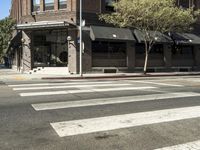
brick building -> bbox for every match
[8,0,200,74]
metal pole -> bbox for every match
[79,0,83,76]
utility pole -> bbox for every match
[79,0,83,76]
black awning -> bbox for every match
[90,26,136,41]
[133,30,173,44]
[16,21,72,30]
[171,33,200,45]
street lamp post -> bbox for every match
[79,0,83,76]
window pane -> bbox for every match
[179,0,190,8]
[32,0,40,12]
[105,0,116,11]
[45,0,54,10]
[59,0,67,9]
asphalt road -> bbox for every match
[1,75,200,150]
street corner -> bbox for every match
[12,76,27,81]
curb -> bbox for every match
[42,73,200,80]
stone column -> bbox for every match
[27,0,32,15]
[164,44,172,70]
[21,31,32,72]
[67,0,72,11]
[127,42,135,71]
[54,0,59,11]
[68,29,78,74]
[82,30,92,72]
[40,0,44,11]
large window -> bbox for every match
[45,0,54,10]
[135,44,163,54]
[92,41,126,55]
[32,0,40,12]
[59,0,67,9]
[105,0,116,11]
[33,30,68,67]
[172,45,194,55]
[176,0,196,8]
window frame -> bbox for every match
[58,0,67,10]
[44,0,55,11]
[32,0,40,12]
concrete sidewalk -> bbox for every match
[1,68,200,81]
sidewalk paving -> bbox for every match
[0,68,200,81]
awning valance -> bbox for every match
[171,33,200,45]
[133,30,173,44]
[90,26,136,41]
[16,21,71,30]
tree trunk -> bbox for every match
[143,50,149,74]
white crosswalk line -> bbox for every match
[32,92,200,111]
[13,83,131,91]
[20,86,157,97]
[154,140,200,150]
[51,106,200,137]
[127,80,183,87]
[8,81,114,87]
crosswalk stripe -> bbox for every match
[51,106,200,137]
[127,80,183,87]
[8,81,114,87]
[154,140,200,150]
[20,86,156,97]
[13,83,131,91]
[32,92,200,111]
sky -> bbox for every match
[0,0,12,20]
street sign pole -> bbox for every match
[79,0,83,76]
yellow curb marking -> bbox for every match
[13,76,26,80]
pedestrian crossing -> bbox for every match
[32,92,200,111]
[50,106,200,137]
[7,79,200,149]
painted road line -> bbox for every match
[13,83,131,91]
[32,92,200,111]
[154,140,200,150]
[128,81,184,87]
[8,81,114,87]
[51,106,200,137]
[20,86,156,97]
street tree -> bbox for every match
[100,0,199,74]
[0,17,15,61]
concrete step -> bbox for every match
[29,67,69,75]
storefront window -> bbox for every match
[45,0,54,10]
[92,41,126,67]
[33,30,68,67]
[105,0,116,11]
[92,41,126,55]
[172,45,194,55]
[177,0,190,8]
[59,0,67,9]
[32,0,40,12]
[135,44,163,54]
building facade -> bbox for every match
[9,0,200,74]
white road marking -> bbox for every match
[20,86,156,97]
[128,81,183,87]
[154,140,200,150]
[51,106,200,137]
[13,83,131,91]
[8,81,114,87]
[32,92,200,111]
